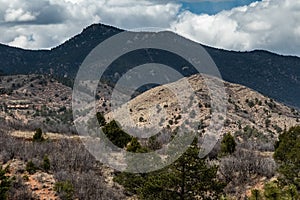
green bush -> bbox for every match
[33,128,44,142]
[115,139,226,200]
[274,126,300,190]
[102,120,132,148]
[96,112,106,126]
[0,165,11,200]
[246,99,255,108]
[26,161,37,174]
[127,138,148,153]
[221,133,236,155]
[265,119,271,128]
[42,155,50,171]
[252,181,299,199]
[54,181,74,200]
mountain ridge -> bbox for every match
[0,23,300,108]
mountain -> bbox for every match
[107,73,299,138]
[0,73,299,199]
[0,23,299,108]
[106,73,299,198]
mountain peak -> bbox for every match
[0,24,300,108]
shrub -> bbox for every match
[115,139,226,199]
[33,128,44,142]
[221,133,236,155]
[139,117,145,122]
[54,181,74,200]
[274,126,300,190]
[26,161,37,174]
[265,119,271,128]
[189,110,196,118]
[96,112,106,126]
[127,138,148,153]
[102,120,132,148]
[0,165,11,199]
[42,155,50,171]
[246,99,255,108]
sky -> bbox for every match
[0,0,299,56]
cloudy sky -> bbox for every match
[0,0,299,56]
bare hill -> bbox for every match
[108,73,299,138]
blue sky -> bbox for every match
[181,0,262,15]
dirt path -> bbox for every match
[10,130,86,141]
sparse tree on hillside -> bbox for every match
[102,120,132,148]
[33,128,44,142]
[127,137,147,153]
[274,126,300,190]
[26,161,37,175]
[54,181,74,200]
[96,112,106,127]
[115,139,226,200]
[42,155,50,172]
[0,165,11,200]
[220,133,236,155]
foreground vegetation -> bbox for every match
[248,126,300,199]
[0,110,300,199]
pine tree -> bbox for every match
[127,138,147,153]
[274,126,300,190]
[33,128,44,142]
[263,181,281,200]
[220,133,236,155]
[0,165,11,199]
[42,155,51,172]
[96,112,106,127]
[115,139,226,200]
[102,120,132,148]
[26,161,37,174]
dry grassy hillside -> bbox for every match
[107,74,299,138]
[106,73,300,198]
[0,73,299,199]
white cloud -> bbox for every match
[4,8,37,22]
[8,35,32,47]
[171,0,300,55]
[0,0,299,56]
[0,0,180,49]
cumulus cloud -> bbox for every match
[0,0,299,56]
[171,0,300,55]
[0,0,180,49]
[4,8,37,22]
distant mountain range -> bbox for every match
[0,23,299,108]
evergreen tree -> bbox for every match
[255,181,300,200]
[0,165,11,200]
[127,137,147,153]
[42,155,51,172]
[220,133,236,155]
[274,126,300,190]
[26,161,37,174]
[115,139,226,200]
[96,112,106,127]
[33,128,44,142]
[54,181,74,200]
[102,120,132,148]
[263,181,282,200]
[253,126,300,200]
